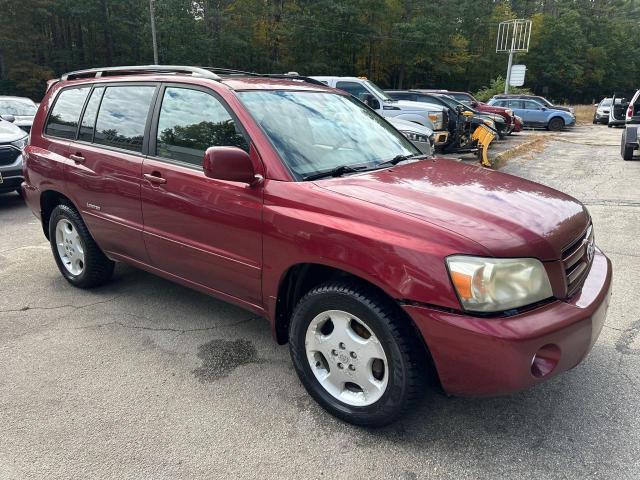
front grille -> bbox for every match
[0,146,20,166]
[562,225,594,296]
[19,125,31,134]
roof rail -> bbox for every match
[60,65,221,81]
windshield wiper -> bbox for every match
[376,153,427,168]
[302,164,365,181]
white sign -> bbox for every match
[509,65,526,86]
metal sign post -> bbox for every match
[496,19,532,94]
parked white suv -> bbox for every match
[311,76,449,146]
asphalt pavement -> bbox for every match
[0,124,638,479]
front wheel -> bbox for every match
[548,117,565,131]
[49,204,114,288]
[289,281,427,427]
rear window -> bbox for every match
[94,86,155,152]
[45,87,90,139]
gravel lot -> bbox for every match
[1,124,638,479]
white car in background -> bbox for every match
[311,76,449,147]
[0,96,38,134]
[387,117,434,155]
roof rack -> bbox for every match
[60,65,221,81]
[204,68,327,87]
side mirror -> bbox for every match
[541,107,547,111]
[202,146,259,185]
[362,93,380,110]
[1,114,15,123]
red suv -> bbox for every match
[23,66,612,426]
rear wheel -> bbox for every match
[622,143,634,161]
[49,204,114,288]
[289,281,427,427]
[547,117,565,131]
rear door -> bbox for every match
[64,83,157,262]
[140,84,263,306]
[628,90,640,124]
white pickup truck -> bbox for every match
[311,76,449,147]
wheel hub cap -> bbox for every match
[55,219,85,276]
[305,310,388,406]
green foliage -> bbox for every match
[0,0,639,102]
[474,76,532,102]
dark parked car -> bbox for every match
[0,118,28,196]
[424,90,521,133]
[23,65,612,427]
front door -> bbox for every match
[141,85,263,306]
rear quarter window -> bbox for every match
[45,87,90,139]
[94,86,156,152]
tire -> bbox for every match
[547,117,565,131]
[48,204,114,288]
[289,280,427,427]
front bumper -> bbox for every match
[0,163,24,193]
[403,249,612,396]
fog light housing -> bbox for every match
[531,344,561,378]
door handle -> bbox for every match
[69,153,85,163]
[143,172,167,184]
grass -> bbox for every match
[568,104,596,124]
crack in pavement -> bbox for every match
[0,296,125,314]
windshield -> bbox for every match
[238,90,418,180]
[0,98,37,116]
[601,98,612,106]
[364,81,394,102]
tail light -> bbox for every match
[627,105,633,118]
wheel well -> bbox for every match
[274,263,442,390]
[40,190,74,239]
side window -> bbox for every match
[335,81,370,101]
[78,87,104,142]
[509,100,525,109]
[45,87,90,139]
[94,86,155,152]
[155,87,248,166]
[524,100,542,110]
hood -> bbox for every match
[393,100,446,113]
[387,117,433,136]
[0,119,27,143]
[317,159,589,261]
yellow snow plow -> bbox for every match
[472,124,496,167]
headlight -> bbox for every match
[446,256,553,313]
[505,109,513,116]
[483,120,495,128]
[401,131,428,143]
[427,112,443,130]
[11,136,28,151]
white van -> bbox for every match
[311,76,449,146]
